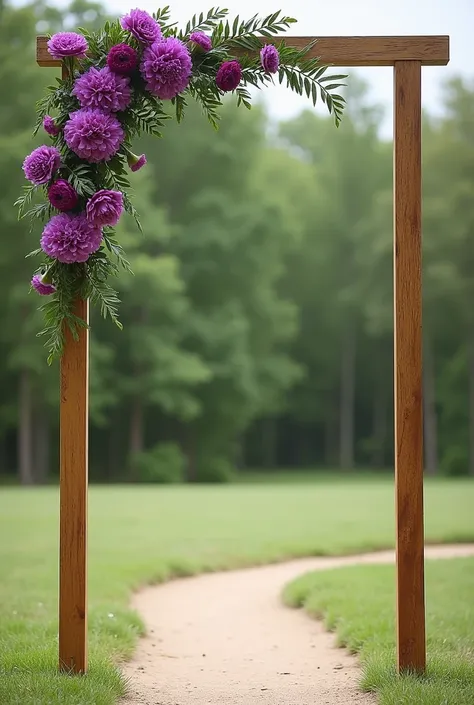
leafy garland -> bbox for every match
[17,7,346,362]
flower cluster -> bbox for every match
[18,8,345,361]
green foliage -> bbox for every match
[131,442,185,483]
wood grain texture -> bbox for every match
[59,297,89,674]
[393,60,426,674]
[36,34,449,68]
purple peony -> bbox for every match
[126,151,147,172]
[47,32,88,60]
[64,108,124,163]
[73,66,131,113]
[107,43,139,75]
[189,31,212,52]
[31,273,56,296]
[48,179,79,212]
[22,145,60,185]
[41,213,102,263]
[260,44,279,73]
[43,115,60,137]
[216,60,242,92]
[86,190,123,226]
[121,9,162,44]
[141,37,192,99]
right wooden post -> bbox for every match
[393,59,426,674]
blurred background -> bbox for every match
[1,0,473,485]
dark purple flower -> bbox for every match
[121,9,162,44]
[31,273,56,296]
[73,67,131,113]
[22,145,60,185]
[43,115,60,137]
[48,180,79,212]
[141,37,192,99]
[47,32,88,60]
[64,108,124,163]
[127,151,147,172]
[86,190,123,226]
[107,43,139,75]
[41,213,102,263]
[216,60,242,92]
[260,44,279,74]
[189,32,212,52]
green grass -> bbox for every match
[0,476,473,704]
[284,557,474,704]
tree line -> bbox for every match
[1,0,474,483]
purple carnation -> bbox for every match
[47,32,88,60]
[41,213,102,263]
[22,145,60,185]
[86,190,123,226]
[121,9,161,44]
[189,32,212,52]
[43,115,60,137]
[64,108,124,163]
[48,180,79,212]
[127,152,147,172]
[216,60,242,92]
[31,273,56,296]
[107,43,139,75]
[260,44,279,74]
[141,37,192,99]
[72,67,131,113]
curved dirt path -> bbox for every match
[121,544,474,705]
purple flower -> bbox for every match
[22,145,60,185]
[141,37,192,99]
[43,115,60,137]
[107,43,139,75]
[260,44,279,74]
[64,108,124,163]
[41,213,102,263]
[73,67,131,113]
[127,151,147,172]
[216,60,242,92]
[47,32,88,60]
[31,273,56,296]
[86,190,123,226]
[48,180,79,212]
[189,32,212,52]
[121,9,162,44]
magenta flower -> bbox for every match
[43,115,60,137]
[48,180,79,212]
[121,9,162,44]
[189,32,212,52]
[260,44,279,73]
[64,108,124,163]
[41,213,102,263]
[47,32,88,60]
[86,190,123,226]
[31,273,56,296]
[73,67,131,113]
[107,43,139,75]
[141,37,192,99]
[22,145,60,185]
[216,60,242,92]
[127,151,147,172]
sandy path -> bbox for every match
[121,544,474,705]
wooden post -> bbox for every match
[393,60,426,673]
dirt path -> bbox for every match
[121,544,474,705]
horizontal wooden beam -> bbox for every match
[37,34,449,68]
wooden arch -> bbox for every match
[36,33,450,677]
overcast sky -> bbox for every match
[40,0,474,133]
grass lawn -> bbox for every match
[0,476,473,704]
[284,557,474,705]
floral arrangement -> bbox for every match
[17,8,345,362]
